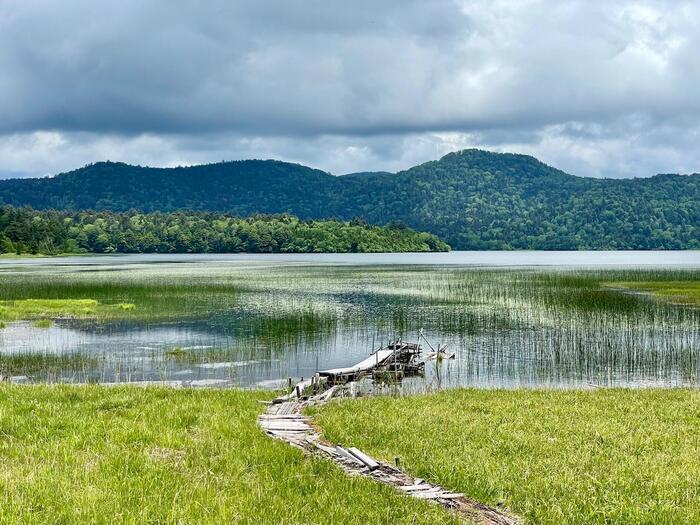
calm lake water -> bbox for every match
[1,251,699,391]
[3,250,700,267]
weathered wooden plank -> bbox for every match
[434,492,464,499]
[347,447,380,470]
[266,430,309,440]
[319,349,394,377]
[318,385,339,401]
[411,489,446,499]
[261,423,311,431]
[306,439,336,455]
[334,445,364,465]
[398,484,434,492]
[259,419,306,424]
[259,414,306,420]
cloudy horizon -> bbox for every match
[1,0,699,179]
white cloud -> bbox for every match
[0,0,699,178]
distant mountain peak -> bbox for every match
[0,149,696,250]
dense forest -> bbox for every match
[0,207,449,255]
[0,149,697,250]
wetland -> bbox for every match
[1,251,698,390]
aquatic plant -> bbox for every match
[0,261,697,387]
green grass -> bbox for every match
[311,388,700,525]
[0,264,698,383]
[0,299,100,321]
[0,353,98,376]
[0,385,458,525]
[0,298,137,323]
[612,281,700,306]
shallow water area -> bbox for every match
[1,251,699,391]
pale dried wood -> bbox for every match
[258,393,521,525]
[347,447,380,471]
[259,345,521,525]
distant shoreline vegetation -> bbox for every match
[0,206,450,255]
[0,150,698,250]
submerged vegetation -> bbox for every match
[0,385,458,524]
[0,353,97,377]
[0,261,698,385]
[311,388,700,525]
[0,205,449,255]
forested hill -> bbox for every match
[0,149,698,250]
[0,207,449,255]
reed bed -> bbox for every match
[0,262,697,386]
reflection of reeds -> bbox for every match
[0,353,98,377]
[0,263,698,385]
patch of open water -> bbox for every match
[1,252,698,390]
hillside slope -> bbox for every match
[0,150,697,249]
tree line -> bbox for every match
[0,206,449,255]
[0,150,697,250]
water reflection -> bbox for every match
[1,255,699,390]
[1,319,697,390]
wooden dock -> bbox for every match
[260,341,521,525]
[272,341,424,403]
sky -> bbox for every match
[0,0,699,179]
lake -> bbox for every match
[1,251,699,391]
[3,250,700,267]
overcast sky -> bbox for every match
[1,0,699,179]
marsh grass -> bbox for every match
[0,272,242,323]
[0,385,458,524]
[164,346,188,360]
[0,353,97,376]
[0,263,698,386]
[612,280,700,306]
[163,345,255,365]
[0,299,99,321]
[311,388,700,525]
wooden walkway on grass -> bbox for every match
[259,345,521,525]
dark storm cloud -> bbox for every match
[0,0,699,177]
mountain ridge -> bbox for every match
[1,149,698,250]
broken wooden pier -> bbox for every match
[272,340,424,403]
[260,341,521,525]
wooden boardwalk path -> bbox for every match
[259,344,521,525]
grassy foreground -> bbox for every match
[311,389,700,525]
[0,385,457,525]
[1,386,698,524]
